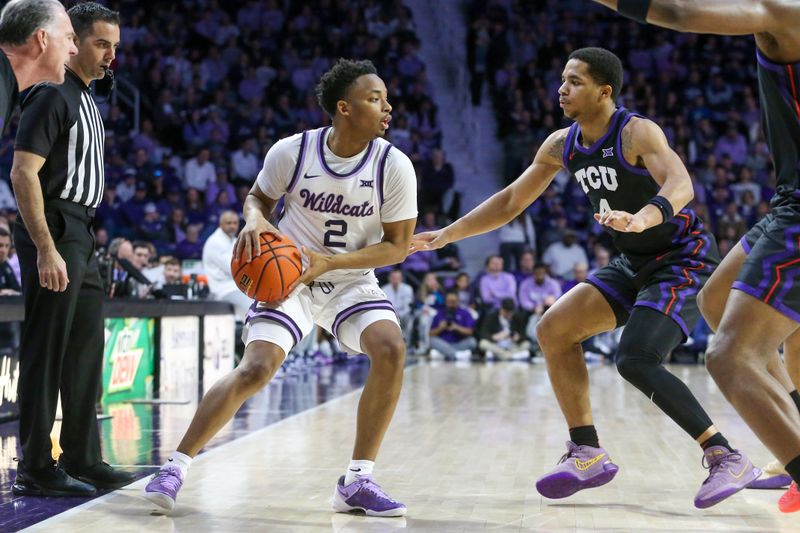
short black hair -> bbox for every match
[0,0,62,46]
[0,227,10,239]
[67,1,119,39]
[568,47,623,100]
[315,58,378,117]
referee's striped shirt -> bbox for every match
[15,67,105,208]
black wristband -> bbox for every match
[647,195,674,223]
[618,0,652,24]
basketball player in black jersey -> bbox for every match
[411,47,759,508]
[593,0,800,513]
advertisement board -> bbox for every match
[159,316,199,401]
[102,318,155,403]
[202,314,236,394]
[0,321,20,422]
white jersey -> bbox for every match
[256,126,418,282]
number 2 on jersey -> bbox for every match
[324,219,348,247]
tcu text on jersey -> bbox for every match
[574,165,619,194]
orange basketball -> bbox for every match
[231,232,303,302]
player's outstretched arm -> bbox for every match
[592,0,796,35]
[596,117,693,233]
[410,129,567,252]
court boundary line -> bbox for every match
[23,363,420,530]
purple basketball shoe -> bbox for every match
[536,441,619,499]
[142,465,184,511]
[332,475,407,517]
[694,446,761,509]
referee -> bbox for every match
[11,3,133,496]
[0,0,77,135]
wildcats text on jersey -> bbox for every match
[298,188,375,217]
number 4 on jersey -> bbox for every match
[599,198,611,216]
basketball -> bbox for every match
[230,232,303,302]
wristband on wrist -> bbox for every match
[647,195,674,223]
[618,0,653,24]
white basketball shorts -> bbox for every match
[242,272,399,355]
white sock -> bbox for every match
[162,451,192,477]
[344,459,374,485]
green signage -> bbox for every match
[102,318,154,403]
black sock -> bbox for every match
[700,432,733,452]
[569,425,599,448]
[785,455,800,485]
[790,390,800,414]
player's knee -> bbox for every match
[615,352,649,385]
[367,338,406,374]
[236,348,283,390]
[704,341,733,381]
[236,362,274,391]
[615,354,635,382]
[536,311,575,351]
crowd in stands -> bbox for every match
[466,0,770,259]
[412,0,775,360]
[0,0,754,363]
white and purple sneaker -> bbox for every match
[694,446,761,508]
[142,465,184,511]
[332,475,407,517]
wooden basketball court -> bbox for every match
[25,362,797,532]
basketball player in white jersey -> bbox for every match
[144,59,417,517]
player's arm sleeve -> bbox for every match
[254,135,302,201]
[14,85,71,158]
[380,148,418,224]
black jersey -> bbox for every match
[15,68,105,208]
[756,49,800,203]
[0,50,18,135]
[563,107,706,266]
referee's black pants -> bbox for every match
[14,199,104,472]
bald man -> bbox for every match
[202,210,249,319]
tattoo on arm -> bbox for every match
[545,131,567,161]
[620,125,644,168]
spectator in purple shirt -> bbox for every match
[206,168,236,207]
[518,264,562,314]
[121,182,150,227]
[713,124,748,166]
[175,225,204,261]
[429,291,477,361]
[479,255,517,309]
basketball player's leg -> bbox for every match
[699,221,800,492]
[706,292,800,507]
[534,280,622,499]
[698,223,795,393]
[353,319,406,461]
[331,309,407,517]
[535,282,618,429]
[175,340,286,458]
[143,296,311,511]
[704,221,800,506]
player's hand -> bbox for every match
[38,247,69,292]
[410,229,451,253]
[594,210,647,233]
[287,246,333,293]
[234,217,283,263]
